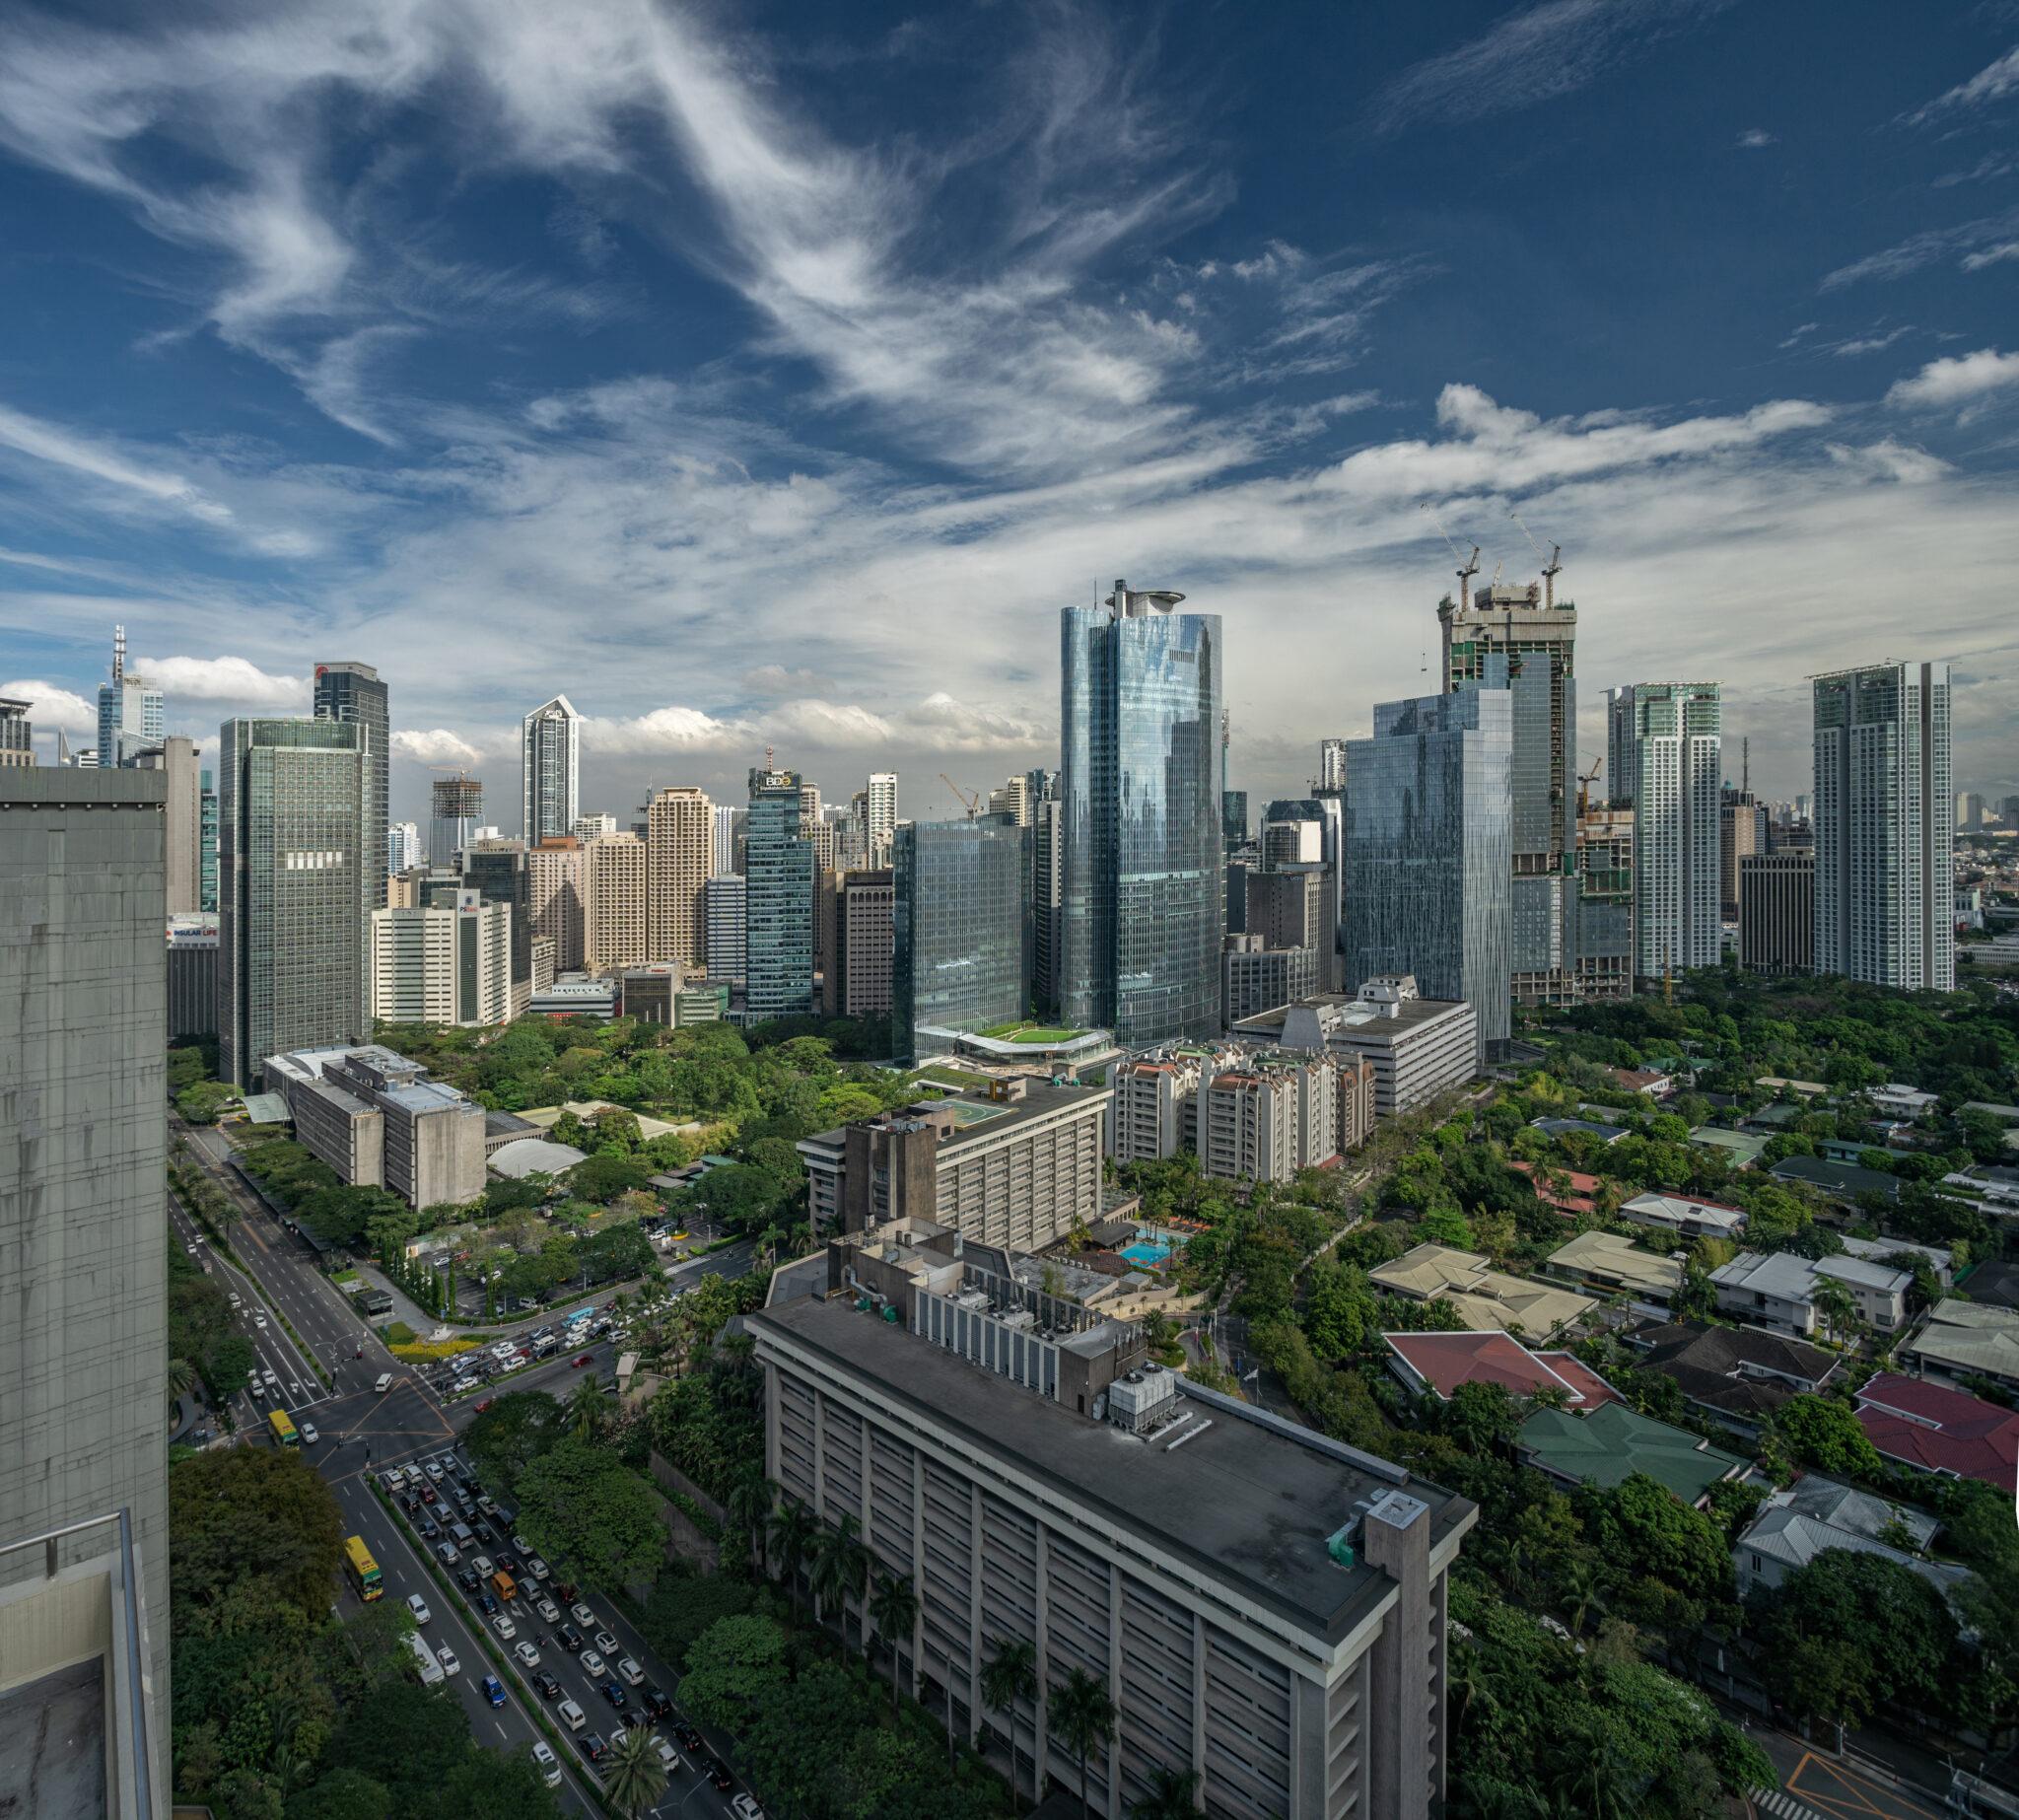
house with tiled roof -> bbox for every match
[1688,1126,1771,1168]
[1383,1331,1619,1409]
[1853,1372,2019,1495]
[1769,1154,1900,1206]
[1510,1160,1606,1218]
[1903,1300,2019,1397]
[1545,1230,1684,1309]
[1734,1475,1962,1600]
[1627,1320,1840,1432]
[1516,1401,1746,1505]
[1369,1242,1597,1340]
[1618,1191,1747,1242]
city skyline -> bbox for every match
[3,4,2019,819]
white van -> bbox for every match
[405,1632,444,1686]
[374,1372,393,1394]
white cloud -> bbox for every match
[1736,128,1776,148]
[741,664,834,696]
[1961,242,2019,272]
[1900,43,2019,127]
[1829,327,1912,357]
[0,399,233,525]
[0,677,96,733]
[908,691,1049,751]
[1885,348,2019,412]
[131,653,306,703]
[1822,209,2019,288]
[391,728,486,765]
[1824,439,1952,484]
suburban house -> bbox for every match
[1611,1067,1674,1099]
[1853,1372,2019,1495]
[1368,1243,1596,1341]
[1733,1476,1962,1601]
[1867,1084,1940,1120]
[1708,1249,1912,1339]
[1904,1301,2019,1398]
[1530,1116,1631,1146]
[1618,1191,1747,1242]
[1544,1230,1683,1310]
[1688,1127,1771,1169]
[1628,1321,1841,1431]
[1767,1154,1901,1206]
[1383,1331,1620,1410]
[1515,1402,1746,1506]
[1510,1161,1606,1219]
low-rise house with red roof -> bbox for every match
[1383,1330,1619,1409]
[1510,1160,1606,1219]
[1853,1371,2019,1495]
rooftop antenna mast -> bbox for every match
[1741,736,1750,801]
[112,624,126,685]
[1506,509,1563,610]
[1419,504,1480,608]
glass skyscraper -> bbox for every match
[522,695,581,844]
[1624,682,1721,981]
[1059,582,1223,1047]
[892,814,1031,1060]
[744,766,814,1022]
[97,625,164,766]
[313,662,388,922]
[1345,689,1513,1056]
[1813,662,1953,992]
[198,766,219,912]
[218,717,369,1085]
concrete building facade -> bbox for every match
[370,891,512,1027]
[704,874,746,983]
[267,1045,488,1209]
[1739,852,1815,976]
[526,837,588,974]
[1624,683,1722,983]
[1,768,171,1810]
[1239,977,1478,1117]
[1222,935,1318,1027]
[646,786,712,968]
[584,831,647,975]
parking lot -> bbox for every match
[377,1440,764,1818]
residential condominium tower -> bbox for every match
[1439,579,1577,1003]
[866,771,898,865]
[746,766,815,1020]
[1059,580,1224,1046]
[1624,683,1722,984]
[646,785,712,966]
[1345,691,1513,1057]
[218,716,370,1085]
[1812,662,1954,992]
[521,694,582,844]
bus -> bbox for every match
[343,1535,383,1602]
[267,1408,299,1448]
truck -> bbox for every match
[405,1631,444,1686]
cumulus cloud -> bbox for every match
[391,728,487,765]
[1824,439,1952,484]
[1736,128,1776,148]
[132,653,306,703]
[583,699,891,756]
[908,691,1049,751]
[0,677,96,733]
[1885,348,2019,412]
[740,664,833,696]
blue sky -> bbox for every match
[2,0,2017,825]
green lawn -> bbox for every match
[977,1023,1084,1044]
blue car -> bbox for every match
[482,1674,507,1708]
[600,1679,627,1709]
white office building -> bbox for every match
[521,694,582,845]
[1622,682,1721,983]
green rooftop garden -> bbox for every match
[975,1022,1085,1044]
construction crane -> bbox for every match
[1420,503,1481,607]
[940,773,983,819]
[1576,754,1603,817]
[1507,509,1564,610]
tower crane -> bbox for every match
[940,773,983,819]
[1419,503,1481,607]
[1576,753,1603,817]
[1507,509,1564,610]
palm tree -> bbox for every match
[766,1499,815,1622]
[600,1724,669,1818]
[981,1638,1038,1812]
[166,1357,197,1413]
[868,1574,919,1710]
[1562,1558,1606,1637]
[565,1372,605,1440]
[809,1513,869,1645]
[726,1474,774,1570]
[1129,1766,1201,1819]
[1049,1666,1116,1816]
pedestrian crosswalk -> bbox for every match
[1752,1787,1829,1820]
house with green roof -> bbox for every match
[1688,1125,1771,1168]
[1516,1401,1747,1506]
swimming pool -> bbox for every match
[1119,1240,1172,1268]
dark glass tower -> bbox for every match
[745,767,815,1022]
[313,661,388,927]
[892,815,1031,1060]
[1059,581,1223,1047]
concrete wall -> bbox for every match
[0,770,172,1807]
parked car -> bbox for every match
[481,1674,507,1709]
[559,1699,587,1732]
[405,1593,431,1625]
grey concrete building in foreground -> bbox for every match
[1813,662,1954,992]
[1345,690,1511,1058]
[1,768,171,1814]
[267,1044,487,1209]
[752,1285,1474,1819]
[218,716,370,1085]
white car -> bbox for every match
[492,1612,517,1641]
[731,1796,766,1820]
[514,1640,541,1668]
[579,1649,604,1677]
[229,1292,243,1307]
[406,1593,432,1625]
[559,1699,587,1732]
[248,1379,265,1399]
[262,1369,279,1387]
[511,1533,531,1554]
[570,1602,595,1628]
[526,1557,550,1580]
[534,1595,560,1624]
[436,1644,460,1676]
[472,1555,494,1577]
[452,1377,478,1395]
[254,1313,267,1328]
[424,1461,444,1481]
[299,1422,319,1444]
[654,1737,680,1774]
[532,1741,561,1787]
[616,1656,643,1686]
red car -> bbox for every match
[572,1353,594,1368]
[473,1398,494,1413]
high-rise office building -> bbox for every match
[1573,805,1634,1001]
[218,717,369,1085]
[1740,852,1815,976]
[463,837,533,1011]
[1,768,172,1809]
[0,695,32,766]
[746,767,815,1021]
[2001,795,2019,830]
[866,771,897,865]
[521,694,582,844]
[1060,580,1223,1046]
[1345,690,1513,1057]
[645,786,712,967]
[712,804,741,875]
[1605,685,1638,808]
[428,773,482,870]
[1813,662,1954,992]
[387,819,422,875]
[1720,789,1767,925]
[823,868,895,1018]
[1031,792,1064,1016]
[198,765,218,912]
[1957,792,1985,831]
[526,837,587,973]
[1622,683,1722,984]
[893,815,1031,1060]
[313,662,388,943]
[584,831,647,975]
[704,874,747,983]
[96,625,164,767]
[1220,788,1248,851]
[1317,735,1347,792]
[1440,579,1577,1004]
[371,890,513,1025]
[134,734,202,915]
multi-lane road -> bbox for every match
[169,1119,761,1818]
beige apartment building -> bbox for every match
[585,831,647,975]
[527,837,587,972]
[646,786,712,968]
